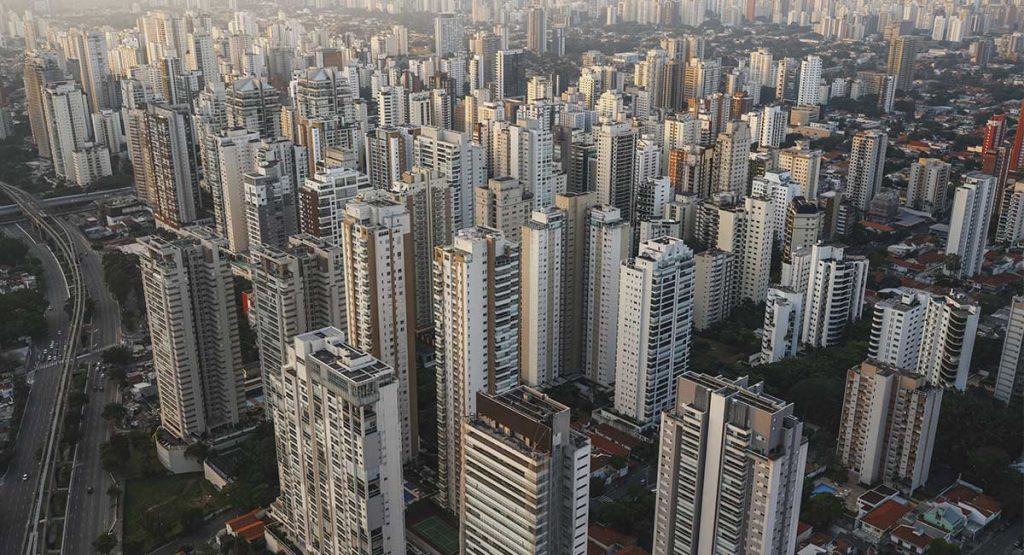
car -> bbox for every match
[21,474,28,481]
[86,486,94,494]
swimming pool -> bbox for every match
[812,483,837,496]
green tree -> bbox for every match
[185,442,210,462]
[92,532,117,555]
[101,403,127,422]
[101,345,133,366]
[180,507,205,532]
[801,493,845,530]
[0,236,29,266]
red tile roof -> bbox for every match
[589,524,637,549]
[862,500,911,531]
[891,525,934,549]
[939,485,1003,518]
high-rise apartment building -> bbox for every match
[595,121,637,220]
[716,195,773,303]
[138,227,245,442]
[778,141,822,199]
[341,198,418,462]
[906,158,951,217]
[790,244,869,348]
[693,249,737,331]
[226,77,281,140]
[434,13,464,57]
[520,207,565,387]
[945,172,997,279]
[584,206,631,386]
[713,121,751,196]
[414,127,486,231]
[460,387,590,555]
[847,130,888,212]
[474,177,530,243]
[614,237,695,425]
[555,192,598,374]
[668,145,715,198]
[797,55,822,105]
[836,361,942,494]
[298,167,371,244]
[783,197,823,264]
[386,168,452,336]
[271,328,406,555]
[366,125,415,189]
[869,289,980,390]
[760,286,804,364]
[996,181,1024,245]
[526,8,547,54]
[138,104,202,228]
[250,235,347,408]
[215,129,261,252]
[886,35,922,90]
[434,227,520,513]
[24,51,65,159]
[994,297,1024,404]
[653,373,807,555]
[42,81,91,182]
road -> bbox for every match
[970,520,1023,555]
[62,221,123,555]
[0,223,71,555]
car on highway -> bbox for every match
[86,486,94,494]
[21,473,28,481]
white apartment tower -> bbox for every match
[42,81,91,181]
[341,198,418,462]
[414,126,487,231]
[520,207,565,387]
[613,237,696,425]
[271,328,406,555]
[713,121,751,196]
[461,387,590,555]
[298,167,371,245]
[996,181,1024,245]
[138,227,245,442]
[945,172,997,279]
[906,158,951,217]
[653,373,807,555]
[994,296,1024,404]
[716,195,773,303]
[836,361,942,494]
[760,287,804,364]
[215,129,261,252]
[584,206,632,386]
[795,244,869,348]
[797,55,822,105]
[434,227,520,514]
[917,292,980,391]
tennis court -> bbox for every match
[412,515,459,554]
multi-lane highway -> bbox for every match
[0,182,87,554]
[62,220,123,555]
[0,223,72,555]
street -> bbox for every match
[0,223,71,555]
[61,216,123,555]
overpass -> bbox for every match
[0,187,134,217]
